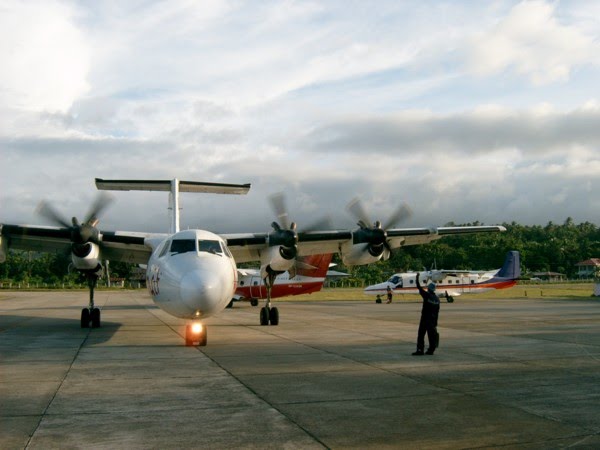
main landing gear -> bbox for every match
[260,270,279,326]
[81,274,101,328]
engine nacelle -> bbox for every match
[260,246,295,278]
[430,270,445,282]
[71,242,102,272]
[341,244,383,266]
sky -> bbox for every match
[1,0,599,234]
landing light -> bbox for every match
[191,323,203,334]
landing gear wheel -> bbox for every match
[260,306,270,326]
[269,307,279,326]
[226,299,234,308]
[80,308,90,328]
[250,299,258,307]
[91,308,101,328]
[447,297,454,303]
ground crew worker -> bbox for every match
[386,285,393,304]
[412,272,440,355]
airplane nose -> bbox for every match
[180,270,223,316]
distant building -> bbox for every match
[531,271,566,282]
[575,258,600,279]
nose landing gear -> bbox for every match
[185,323,207,346]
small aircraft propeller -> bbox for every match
[36,193,114,247]
[268,193,299,260]
[346,198,412,259]
[268,193,333,277]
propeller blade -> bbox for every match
[346,198,371,229]
[36,201,71,228]
[383,203,412,230]
[84,192,114,226]
[269,192,290,230]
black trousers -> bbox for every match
[417,316,438,351]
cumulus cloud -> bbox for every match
[0,0,90,114]
[1,1,599,232]
[468,0,598,84]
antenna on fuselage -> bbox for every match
[95,178,251,233]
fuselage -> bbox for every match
[146,229,237,319]
[235,271,326,300]
[235,253,333,300]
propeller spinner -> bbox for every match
[346,198,412,258]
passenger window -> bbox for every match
[199,240,222,255]
[170,239,196,254]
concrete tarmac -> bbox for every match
[1,290,599,449]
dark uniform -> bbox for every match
[413,273,440,355]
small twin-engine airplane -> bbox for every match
[364,251,520,302]
[234,253,334,306]
[0,178,507,345]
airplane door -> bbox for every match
[250,276,262,298]
[460,276,469,293]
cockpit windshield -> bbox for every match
[170,239,196,254]
[199,240,223,255]
[388,275,402,285]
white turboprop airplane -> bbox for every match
[364,251,521,302]
[0,178,507,346]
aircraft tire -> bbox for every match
[251,299,258,306]
[269,307,279,326]
[447,297,454,303]
[80,308,90,328]
[226,299,234,308]
[91,308,101,328]
[260,307,270,326]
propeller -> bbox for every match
[268,193,333,277]
[36,193,114,248]
[268,193,298,261]
[346,198,412,258]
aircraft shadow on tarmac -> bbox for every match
[0,314,121,347]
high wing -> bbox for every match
[2,223,506,266]
[222,225,506,263]
[223,230,350,263]
[0,224,161,265]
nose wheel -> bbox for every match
[185,323,208,346]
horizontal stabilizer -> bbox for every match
[95,178,251,195]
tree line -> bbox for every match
[338,218,600,285]
[1,218,598,286]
